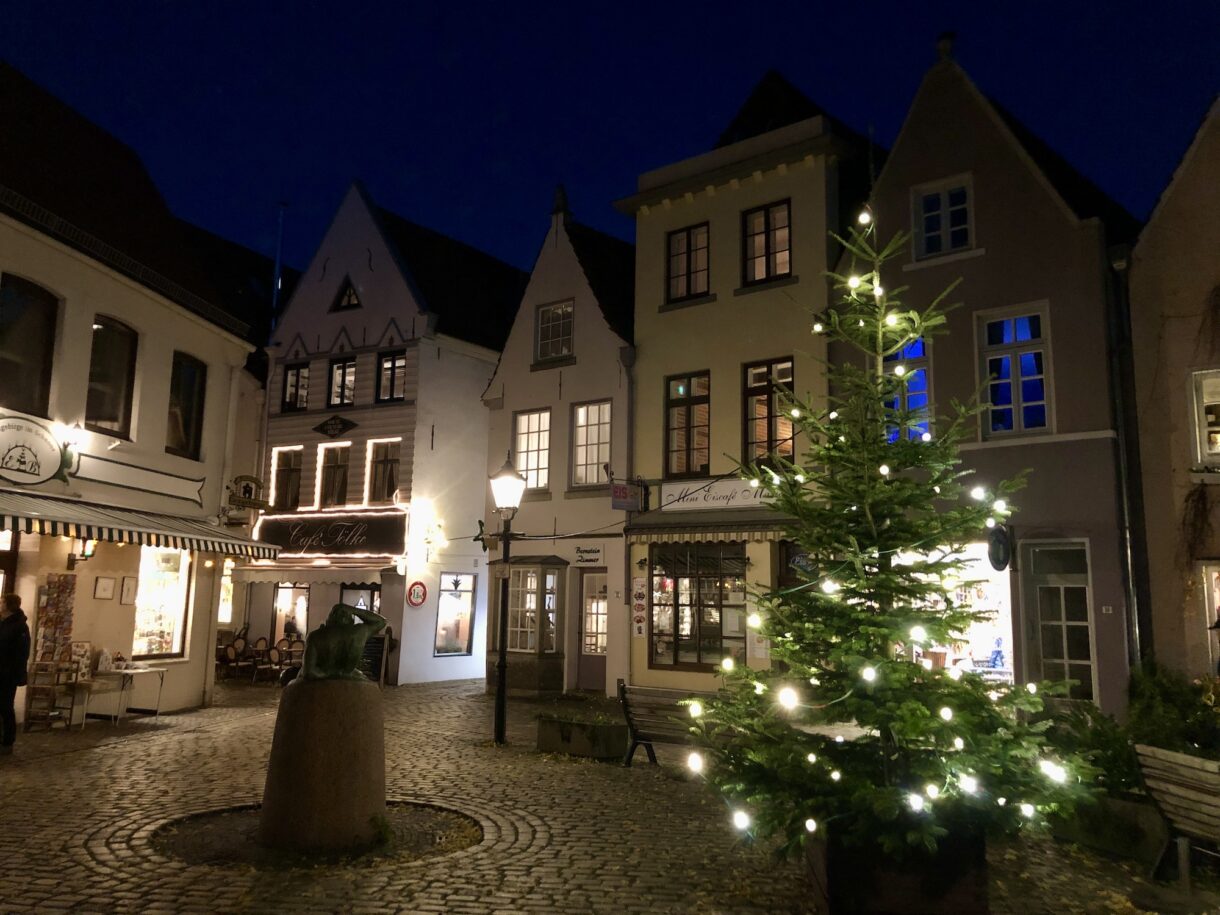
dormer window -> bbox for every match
[330,278,361,312]
[536,301,573,362]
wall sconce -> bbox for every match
[66,538,97,570]
[636,557,648,570]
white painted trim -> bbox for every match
[267,445,303,510]
[973,301,1056,438]
[959,429,1115,452]
[362,436,403,506]
[902,247,986,272]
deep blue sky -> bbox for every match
[3,2,1217,272]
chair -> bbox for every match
[275,638,290,654]
[250,636,269,662]
[288,639,306,665]
[225,644,254,680]
[253,646,284,684]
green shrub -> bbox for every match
[1126,663,1220,758]
[1049,702,1140,794]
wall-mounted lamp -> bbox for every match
[636,557,648,570]
[66,538,97,570]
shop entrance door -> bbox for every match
[577,570,608,691]
[272,583,310,643]
[340,583,381,614]
[1021,543,1095,702]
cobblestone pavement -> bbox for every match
[1,680,1218,914]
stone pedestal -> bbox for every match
[258,678,386,851]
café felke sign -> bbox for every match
[255,510,408,558]
[658,479,776,512]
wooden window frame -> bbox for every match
[664,371,711,480]
[376,350,407,403]
[281,362,309,413]
[514,408,552,491]
[85,315,138,438]
[740,200,792,286]
[535,301,574,363]
[647,542,748,672]
[977,305,1052,438]
[666,222,710,303]
[328,357,357,408]
[570,400,612,488]
[741,357,794,466]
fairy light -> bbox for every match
[813,322,825,333]
[805,818,818,833]
[874,285,885,297]
[985,517,997,529]
[909,625,928,642]
[821,580,840,595]
[733,810,751,830]
[746,612,762,629]
[970,486,986,501]
[987,690,1001,702]
[933,485,941,494]
[993,499,1008,512]
[834,736,844,744]
[778,687,799,710]
[959,774,978,794]
[879,464,891,476]
[857,210,872,225]
[1039,760,1068,784]
[921,432,932,442]
[790,407,801,418]
[806,752,818,764]
[689,701,704,718]
[830,770,842,782]
[894,364,906,377]
[848,276,861,289]
[749,478,760,488]
[953,737,965,750]
[885,313,898,326]
[795,473,805,484]
[926,784,940,799]
[907,794,924,812]
[828,410,839,420]
[939,707,953,721]
[754,681,766,695]
[997,797,1007,807]
[808,676,820,686]
[687,752,704,774]
[861,666,877,683]
[1019,803,1035,819]
[1026,682,1038,695]
[721,657,735,673]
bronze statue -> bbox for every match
[301,603,386,681]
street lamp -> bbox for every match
[490,453,526,745]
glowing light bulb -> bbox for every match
[790,407,801,418]
[939,707,953,721]
[839,435,847,443]
[858,320,864,327]
[806,752,817,764]
[733,810,751,830]
[921,658,933,671]
[821,580,840,595]
[1019,803,1035,819]
[805,818,818,833]
[1026,682,1038,695]
[687,752,704,773]
[909,625,928,642]
[948,667,963,681]
[830,770,842,782]
[874,285,884,297]
[754,681,765,695]
[885,313,898,326]
[848,276,861,289]
[828,410,839,420]
[1039,760,1068,784]
[795,474,805,484]
[953,737,965,750]
[894,364,906,377]
[907,794,924,812]
[926,784,940,799]
[960,774,978,794]
[834,735,845,744]
[808,676,820,686]
[746,612,762,629]
[813,322,824,333]
[857,210,872,225]
[997,797,1007,807]
[933,485,941,494]
[879,464,891,476]
[985,517,997,528]
[689,701,703,718]
[861,666,877,683]
[778,687,799,710]
[970,486,986,501]
[921,432,932,442]
[987,690,1000,702]
[721,657,735,673]
[749,478,760,488]
[993,499,1007,512]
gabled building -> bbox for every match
[848,39,1142,713]
[482,188,634,696]
[249,182,527,685]
[615,72,869,693]
[1129,97,1220,678]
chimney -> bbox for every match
[552,183,570,232]
[936,31,956,61]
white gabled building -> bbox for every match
[247,182,527,685]
[482,189,634,695]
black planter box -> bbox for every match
[536,716,629,760]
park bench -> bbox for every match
[1134,743,1220,890]
[617,678,707,767]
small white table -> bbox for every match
[89,668,168,725]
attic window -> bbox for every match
[331,279,362,312]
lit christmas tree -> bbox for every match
[688,216,1095,866]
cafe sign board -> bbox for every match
[0,415,70,486]
[257,511,407,557]
[659,480,775,512]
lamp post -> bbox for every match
[489,453,526,745]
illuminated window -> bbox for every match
[435,572,476,656]
[650,543,746,670]
[330,279,361,312]
[980,311,1049,435]
[368,441,400,504]
[884,339,931,442]
[515,410,550,490]
[328,358,356,407]
[319,445,350,507]
[536,301,573,362]
[504,566,561,653]
[572,401,611,486]
[86,316,137,437]
[0,274,57,417]
[281,363,309,412]
[914,180,971,259]
[743,358,794,464]
[272,448,302,510]
[376,351,407,402]
[217,559,235,624]
[166,352,207,460]
[665,372,710,479]
[274,582,309,642]
[667,223,709,302]
[741,201,791,285]
[132,548,191,659]
[1193,371,1220,464]
[582,572,608,655]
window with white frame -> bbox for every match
[132,548,191,659]
[980,311,1049,435]
[319,444,350,507]
[536,301,573,362]
[505,566,561,652]
[329,357,356,407]
[572,401,611,486]
[884,338,930,441]
[914,179,971,259]
[1192,371,1220,463]
[435,572,475,656]
[272,447,302,510]
[582,572,608,655]
[515,410,550,489]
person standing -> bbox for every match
[0,593,31,755]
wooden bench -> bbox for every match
[617,679,706,767]
[1134,743,1220,889]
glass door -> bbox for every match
[1023,545,1094,701]
[273,583,310,643]
[577,570,608,690]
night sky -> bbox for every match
[3,2,1217,273]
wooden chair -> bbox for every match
[224,644,254,680]
[252,646,286,684]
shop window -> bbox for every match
[435,572,476,656]
[166,351,207,460]
[649,543,747,670]
[0,274,57,418]
[274,582,309,642]
[319,444,350,508]
[572,401,611,486]
[217,559,235,624]
[281,363,309,412]
[514,409,551,490]
[271,447,302,511]
[979,310,1050,436]
[884,338,931,441]
[536,301,574,362]
[913,179,972,259]
[504,566,562,653]
[377,351,408,402]
[329,357,356,407]
[741,200,791,285]
[582,572,608,655]
[665,372,710,479]
[132,548,191,659]
[743,358,794,464]
[367,439,400,504]
[667,223,709,303]
[85,316,138,437]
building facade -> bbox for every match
[616,74,868,694]
[1129,99,1220,678]
[248,183,526,685]
[850,46,1142,713]
[482,189,634,696]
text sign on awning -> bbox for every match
[659,480,775,512]
[258,511,406,556]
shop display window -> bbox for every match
[650,542,747,669]
[132,548,191,658]
[216,559,235,624]
[503,566,562,653]
[435,573,476,656]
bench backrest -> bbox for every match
[618,678,702,744]
[1135,744,1220,843]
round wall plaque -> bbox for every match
[406,581,428,607]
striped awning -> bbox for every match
[0,490,279,559]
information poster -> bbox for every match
[631,576,647,638]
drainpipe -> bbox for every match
[620,343,637,607]
[1107,243,1153,663]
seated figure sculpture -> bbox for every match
[301,603,387,681]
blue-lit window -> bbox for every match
[884,338,930,442]
[981,313,1049,435]
[915,181,971,260]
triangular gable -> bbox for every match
[281,332,310,361]
[327,325,357,354]
[375,317,412,349]
[1139,96,1220,242]
[330,276,362,312]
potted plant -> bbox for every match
[688,223,1095,914]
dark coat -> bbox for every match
[0,608,31,686]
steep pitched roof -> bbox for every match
[565,220,634,343]
[716,70,827,148]
[0,63,245,337]
[373,206,528,351]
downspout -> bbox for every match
[620,343,637,606]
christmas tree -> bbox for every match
[688,216,1095,858]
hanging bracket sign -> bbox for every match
[0,415,71,486]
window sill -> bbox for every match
[659,293,717,313]
[84,426,131,442]
[564,485,610,499]
[530,356,576,372]
[522,490,552,503]
[733,274,799,297]
[1190,471,1220,485]
[903,248,986,272]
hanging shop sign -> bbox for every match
[257,511,406,556]
[406,581,428,607]
[227,474,270,511]
[611,481,642,512]
[313,415,358,439]
[0,415,71,486]
[988,525,1013,571]
[574,544,603,566]
[659,479,775,512]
